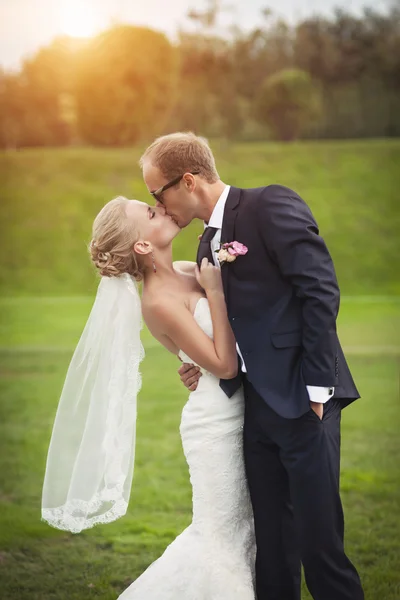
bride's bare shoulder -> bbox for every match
[173,261,196,276]
[142,291,187,326]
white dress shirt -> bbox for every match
[205,185,334,404]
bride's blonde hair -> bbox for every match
[89,196,145,281]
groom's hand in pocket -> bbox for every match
[178,362,202,391]
[310,401,324,420]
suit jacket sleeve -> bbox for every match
[258,185,339,387]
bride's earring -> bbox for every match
[151,250,157,273]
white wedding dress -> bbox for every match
[118,297,256,600]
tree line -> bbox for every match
[0,2,399,148]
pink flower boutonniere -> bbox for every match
[216,241,248,265]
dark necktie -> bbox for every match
[196,226,219,267]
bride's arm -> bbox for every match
[147,260,238,379]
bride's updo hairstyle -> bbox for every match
[89,196,145,281]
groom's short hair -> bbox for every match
[140,132,219,183]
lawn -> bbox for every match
[0,296,399,600]
[0,139,399,599]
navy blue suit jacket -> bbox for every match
[197,185,360,419]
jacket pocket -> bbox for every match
[271,330,302,348]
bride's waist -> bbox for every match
[189,372,244,397]
[197,368,218,382]
[180,367,219,389]
[180,409,244,439]
[182,384,244,422]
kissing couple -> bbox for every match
[42,132,364,600]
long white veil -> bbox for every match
[41,273,144,534]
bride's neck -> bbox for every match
[142,248,176,285]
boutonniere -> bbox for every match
[216,241,248,265]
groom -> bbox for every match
[140,132,364,600]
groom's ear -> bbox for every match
[133,240,152,256]
[183,173,196,192]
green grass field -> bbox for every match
[1,139,399,296]
[0,297,399,599]
[0,140,399,599]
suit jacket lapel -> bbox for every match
[220,186,241,302]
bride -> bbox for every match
[41,196,256,599]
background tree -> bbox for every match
[1,3,400,147]
[254,68,322,141]
[0,72,23,149]
[0,39,75,149]
[74,26,178,146]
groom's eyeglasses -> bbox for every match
[150,171,200,204]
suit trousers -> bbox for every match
[242,376,364,600]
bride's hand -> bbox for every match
[195,258,223,294]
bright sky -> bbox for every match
[0,0,386,71]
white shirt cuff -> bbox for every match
[306,385,335,404]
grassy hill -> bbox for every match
[1,139,399,296]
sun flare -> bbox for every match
[60,2,97,38]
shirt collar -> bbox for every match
[204,185,230,230]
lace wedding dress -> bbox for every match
[118,297,256,600]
